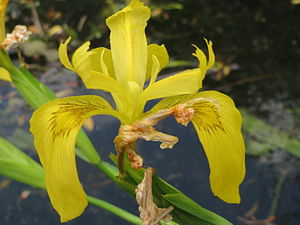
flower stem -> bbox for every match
[87,195,142,225]
[95,160,119,183]
[268,169,286,217]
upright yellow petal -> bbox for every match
[190,91,245,203]
[148,55,160,85]
[91,47,116,79]
[58,37,73,70]
[146,44,169,81]
[138,69,200,105]
[106,0,150,89]
[30,95,122,222]
[192,39,215,81]
[0,67,11,81]
[137,40,215,111]
[58,38,127,102]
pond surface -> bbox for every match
[0,67,299,225]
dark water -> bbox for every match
[0,77,300,225]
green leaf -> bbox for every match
[0,137,45,188]
[163,194,232,225]
[241,109,300,158]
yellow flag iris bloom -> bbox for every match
[30,0,245,222]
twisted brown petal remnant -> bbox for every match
[114,109,178,172]
[136,168,173,225]
[114,99,200,172]
[0,25,31,50]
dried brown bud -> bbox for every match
[0,25,31,51]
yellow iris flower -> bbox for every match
[30,0,245,222]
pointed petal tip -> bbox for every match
[58,37,74,71]
[63,36,72,44]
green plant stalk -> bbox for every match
[269,170,286,217]
[87,195,141,225]
[96,160,119,183]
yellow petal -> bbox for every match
[136,69,200,113]
[58,37,73,71]
[72,41,95,73]
[192,39,215,83]
[30,95,122,222]
[146,44,169,80]
[86,71,131,114]
[106,0,150,89]
[204,39,215,69]
[149,55,160,85]
[190,91,245,203]
[91,47,116,79]
[148,91,245,203]
[0,67,11,81]
[58,38,124,103]
[137,40,215,110]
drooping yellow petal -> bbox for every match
[30,95,122,222]
[190,91,245,203]
[148,91,245,203]
[106,0,150,89]
[146,44,169,81]
[0,67,11,81]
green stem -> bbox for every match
[268,170,286,217]
[96,160,119,183]
[87,195,142,225]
